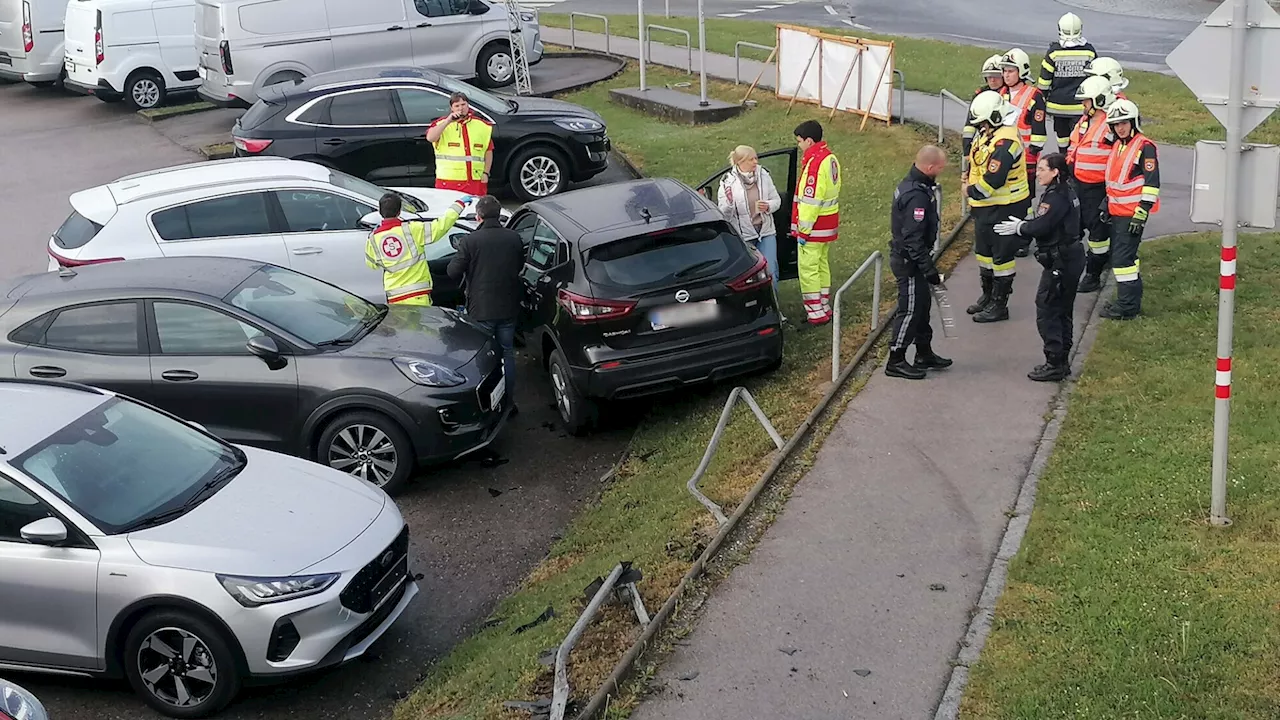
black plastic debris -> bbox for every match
[512,605,555,635]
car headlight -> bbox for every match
[553,117,604,133]
[520,11,535,21]
[217,573,340,607]
[394,357,466,387]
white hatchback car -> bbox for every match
[46,157,509,304]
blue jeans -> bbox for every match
[750,233,779,288]
[475,318,517,405]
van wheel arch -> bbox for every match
[123,68,166,110]
[262,69,305,90]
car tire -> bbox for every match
[122,610,242,719]
[124,70,166,110]
[508,145,569,202]
[476,41,515,88]
[548,348,597,436]
[317,411,415,495]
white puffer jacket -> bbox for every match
[716,166,782,242]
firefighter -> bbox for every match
[791,120,841,327]
[963,91,1031,323]
[1085,57,1129,101]
[1002,48,1048,204]
[1038,13,1097,154]
[425,92,494,196]
[963,55,1009,158]
[1101,99,1159,320]
[1067,75,1117,293]
[365,192,470,306]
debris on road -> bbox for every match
[513,605,556,634]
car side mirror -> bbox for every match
[247,336,286,369]
[450,234,461,249]
[21,517,68,546]
[359,211,381,229]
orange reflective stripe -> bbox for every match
[1011,85,1037,146]
[1071,111,1112,184]
[1105,135,1160,216]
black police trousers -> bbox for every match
[1036,241,1086,361]
[888,254,933,353]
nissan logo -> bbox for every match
[379,550,395,567]
[675,289,690,303]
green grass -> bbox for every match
[538,14,1280,146]
[394,63,972,720]
[960,234,1280,718]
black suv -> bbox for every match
[513,177,785,434]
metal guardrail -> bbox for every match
[646,24,692,73]
[686,387,785,525]
[892,69,906,125]
[568,13,609,54]
[830,251,884,383]
[733,41,775,84]
[938,88,969,144]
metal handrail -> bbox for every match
[733,41,775,84]
[568,13,609,54]
[831,251,884,383]
[938,88,969,144]
[892,69,906,125]
[646,24,692,73]
[687,387,784,525]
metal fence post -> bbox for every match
[734,41,776,85]
[646,24,693,73]
[686,387,784,525]
[830,251,884,383]
[568,13,609,54]
[892,68,905,124]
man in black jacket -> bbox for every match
[448,195,525,412]
[886,145,953,380]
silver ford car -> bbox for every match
[0,379,417,718]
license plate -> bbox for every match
[65,59,74,72]
[197,65,207,79]
[650,299,719,331]
[489,376,506,410]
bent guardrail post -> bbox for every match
[892,69,905,124]
[686,387,784,526]
[569,13,609,54]
[734,41,776,84]
[646,24,692,72]
[830,251,884,383]
[550,563,627,720]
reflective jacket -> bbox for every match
[429,115,494,184]
[1105,133,1161,218]
[364,202,464,305]
[966,125,1030,209]
[1037,41,1097,115]
[1067,108,1112,185]
[1008,83,1047,165]
[790,141,841,243]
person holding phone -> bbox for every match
[425,92,494,196]
[716,145,783,288]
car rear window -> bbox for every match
[583,222,745,290]
[238,98,285,130]
[52,211,104,250]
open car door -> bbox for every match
[695,147,800,281]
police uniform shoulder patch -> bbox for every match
[1035,109,1045,122]
[1143,158,1156,173]
[913,206,926,221]
[1037,202,1050,216]
[987,158,1001,173]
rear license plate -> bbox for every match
[64,59,74,72]
[197,65,207,79]
[489,376,506,410]
[650,299,719,331]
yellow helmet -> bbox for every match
[1058,12,1083,42]
[981,54,1003,78]
[1105,98,1141,132]
[1000,48,1033,82]
[1075,75,1116,110]
[1085,56,1128,91]
[969,90,1009,127]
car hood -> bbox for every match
[343,305,492,368]
[388,187,512,223]
[127,447,387,576]
[512,96,605,124]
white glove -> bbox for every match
[993,215,1024,236]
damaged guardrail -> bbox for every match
[686,387,785,526]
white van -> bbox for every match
[194,0,543,108]
[62,0,200,109]
[0,0,71,85]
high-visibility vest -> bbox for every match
[1008,84,1041,152]
[967,125,1030,208]
[1106,134,1161,218]
[790,141,841,242]
[365,222,434,305]
[432,117,493,183]
[1068,109,1112,184]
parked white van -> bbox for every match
[62,0,200,109]
[0,0,71,85]
[194,0,543,108]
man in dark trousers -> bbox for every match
[886,145,953,380]
[447,195,525,413]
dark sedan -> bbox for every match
[0,257,511,495]
[231,66,612,202]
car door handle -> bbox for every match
[29,365,66,378]
[291,246,324,255]
[161,370,200,382]
[387,25,404,30]
[323,138,347,146]
[416,21,432,27]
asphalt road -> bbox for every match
[0,79,635,719]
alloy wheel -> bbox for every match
[327,423,399,487]
[132,78,161,108]
[487,52,513,84]
[550,363,572,423]
[136,627,219,709]
[520,156,563,198]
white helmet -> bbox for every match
[969,90,1009,127]
[1000,48,1033,82]
[1058,12,1083,42]
[1075,75,1116,111]
[981,54,1003,78]
[1086,56,1128,91]
[1105,98,1141,133]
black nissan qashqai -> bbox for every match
[512,177,784,435]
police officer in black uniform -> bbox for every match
[994,152,1085,382]
[886,145,953,380]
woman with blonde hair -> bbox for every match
[717,145,783,287]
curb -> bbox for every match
[610,147,645,179]
[531,50,627,97]
[199,142,235,160]
[136,101,217,123]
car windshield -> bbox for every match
[226,265,381,345]
[583,222,745,290]
[434,74,511,113]
[327,169,423,213]
[14,397,245,535]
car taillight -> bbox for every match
[726,254,770,292]
[21,1,33,52]
[233,137,273,153]
[219,40,233,75]
[95,10,103,64]
[556,289,635,322]
[48,247,123,267]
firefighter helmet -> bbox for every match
[1085,56,1128,91]
[1075,75,1116,111]
[981,54,1003,78]
[1058,12,1083,43]
[1000,48,1033,82]
[1105,98,1141,133]
[969,90,1009,127]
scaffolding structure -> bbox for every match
[504,0,532,95]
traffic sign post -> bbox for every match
[1167,0,1280,527]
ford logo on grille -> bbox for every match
[675,289,690,303]
[379,550,395,567]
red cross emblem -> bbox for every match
[381,236,404,258]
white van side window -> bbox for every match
[414,0,469,17]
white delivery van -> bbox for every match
[62,0,200,109]
[0,0,72,85]
[194,0,543,108]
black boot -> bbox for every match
[1028,354,1069,382]
[885,349,926,379]
[914,343,953,370]
[972,279,1011,323]
[967,272,994,315]
[1077,273,1102,293]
